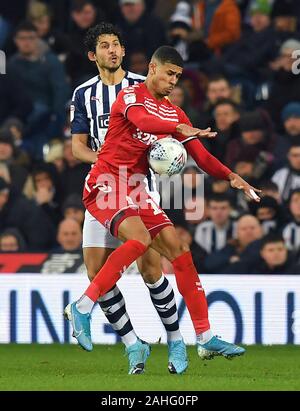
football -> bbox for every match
[148,137,188,176]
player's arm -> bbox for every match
[72,133,98,164]
[126,105,216,137]
[176,109,261,202]
[70,90,97,164]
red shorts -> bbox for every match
[83,167,173,239]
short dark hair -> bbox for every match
[260,233,285,250]
[207,193,232,205]
[14,21,37,36]
[259,180,279,192]
[288,188,300,203]
[289,142,300,150]
[71,0,94,12]
[208,74,229,85]
[213,98,239,112]
[84,22,124,53]
[151,46,184,68]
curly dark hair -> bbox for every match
[84,22,124,53]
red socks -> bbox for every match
[84,239,147,301]
[172,251,210,334]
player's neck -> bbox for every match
[144,79,165,102]
[98,67,126,85]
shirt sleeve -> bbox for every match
[185,138,232,180]
[113,87,146,118]
[70,88,90,134]
[174,107,232,179]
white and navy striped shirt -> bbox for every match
[70,71,145,151]
[194,220,236,253]
[70,71,158,198]
[283,221,300,252]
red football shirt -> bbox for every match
[94,82,191,177]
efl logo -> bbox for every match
[292,50,300,75]
[0,50,6,74]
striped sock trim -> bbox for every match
[98,286,137,347]
[146,277,182,342]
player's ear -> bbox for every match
[149,62,156,75]
[87,51,97,62]
[121,46,125,57]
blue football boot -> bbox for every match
[168,339,188,374]
[197,336,245,360]
[125,339,151,374]
[64,302,93,352]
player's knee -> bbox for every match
[180,241,190,254]
[128,230,152,248]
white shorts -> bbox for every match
[82,171,160,249]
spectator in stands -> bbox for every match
[116,0,166,66]
[167,1,211,64]
[0,177,56,250]
[272,143,300,203]
[191,0,241,54]
[62,194,85,227]
[0,72,33,125]
[65,0,103,86]
[272,0,300,45]
[194,193,235,253]
[204,214,263,273]
[128,49,148,75]
[55,218,82,252]
[27,1,68,58]
[200,74,234,127]
[0,228,27,252]
[8,22,70,159]
[208,98,240,161]
[222,0,276,81]
[249,195,284,234]
[0,128,28,193]
[60,138,90,200]
[259,180,281,204]
[225,110,275,184]
[267,39,300,125]
[161,222,207,274]
[1,118,31,168]
[31,163,62,227]
[282,189,300,252]
[44,139,64,173]
[273,102,300,169]
[168,83,203,127]
[250,233,300,274]
[183,195,208,236]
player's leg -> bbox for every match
[66,213,151,352]
[150,225,245,360]
[137,248,187,374]
[83,243,150,373]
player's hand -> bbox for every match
[176,124,217,138]
[228,172,261,202]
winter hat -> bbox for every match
[250,0,272,16]
[281,102,300,122]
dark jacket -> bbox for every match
[250,254,300,274]
[116,11,166,66]
[0,189,56,251]
[204,239,262,273]
[0,74,33,124]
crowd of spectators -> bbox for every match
[1,0,300,274]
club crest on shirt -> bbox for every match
[123,93,136,105]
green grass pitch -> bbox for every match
[1,344,300,391]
